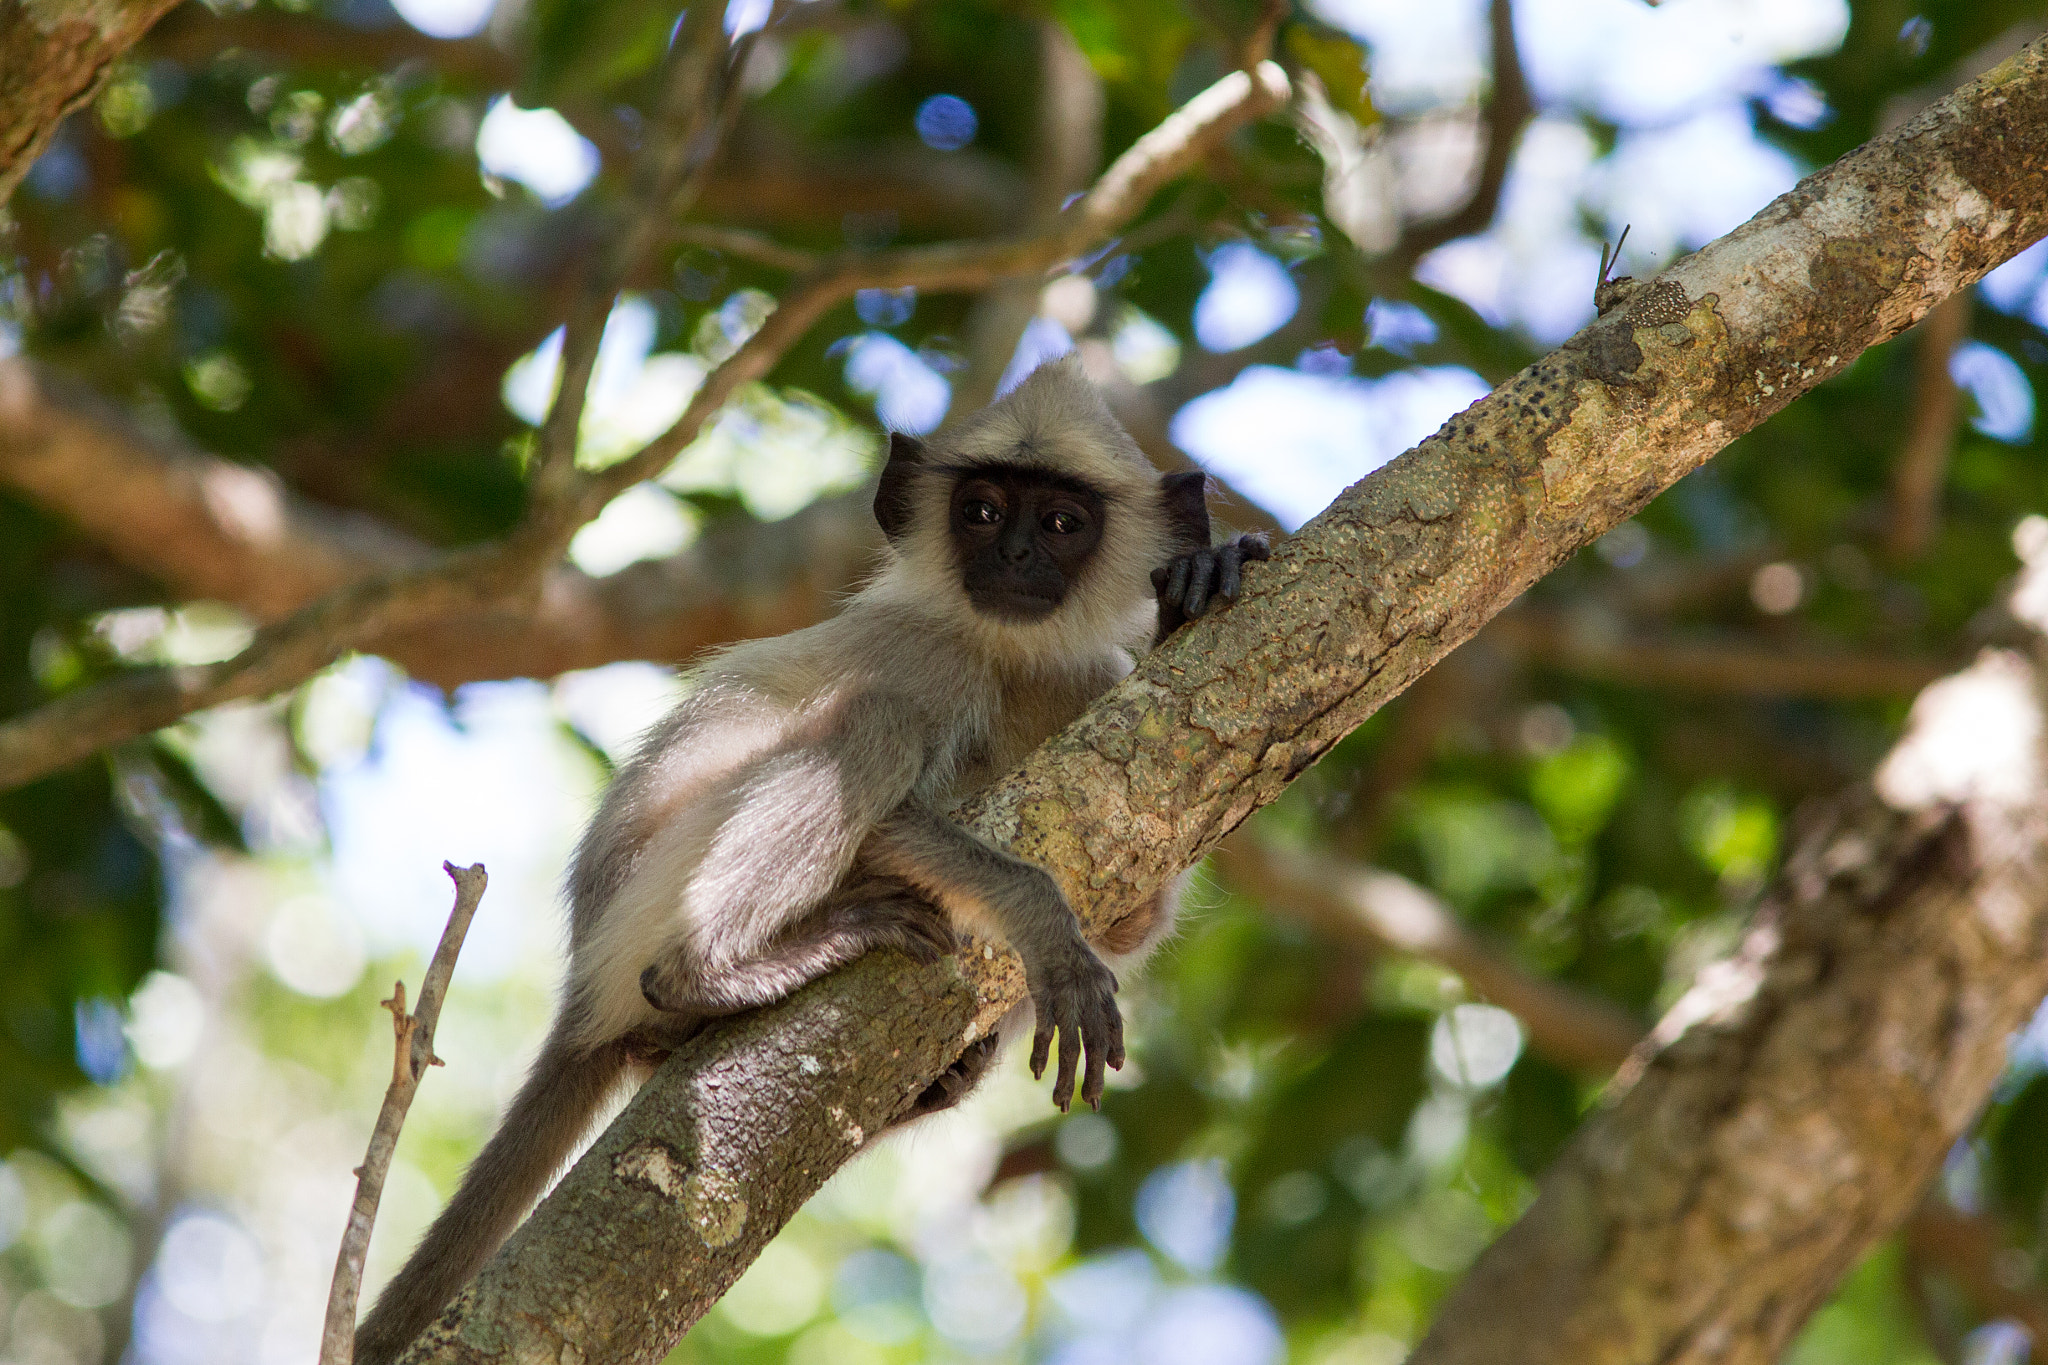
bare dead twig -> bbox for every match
[320,861,488,1365]
[0,61,1289,794]
[1886,293,1972,562]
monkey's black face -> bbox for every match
[949,467,1106,620]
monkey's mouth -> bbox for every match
[969,586,1064,621]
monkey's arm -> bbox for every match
[1152,532,1270,642]
[862,806,1124,1111]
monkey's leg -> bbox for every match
[640,891,956,1017]
[862,805,1124,1112]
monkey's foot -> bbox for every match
[1026,936,1125,1113]
[899,1034,1002,1123]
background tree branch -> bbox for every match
[0,60,1293,792]
[0,0,180,207]
[395,40,2048,1365]
[1408,587,2048,1364]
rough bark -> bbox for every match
[1409,625,2048,1365]
[394,37,2048,1365]
[0,0,181,208]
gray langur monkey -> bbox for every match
[353,355,1269,1364]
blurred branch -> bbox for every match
[0,0,183,207]
[531,4,753,503]
[1213,835,1643,1072]
[671,223,821,273]
[697,134,1030,236]
[142,5,518,87]
[949,17,1106,417]
[1903,1197,2048,1352]
[1410,537,2048,1362]
[1380,0,1533,275]
[1485,608,1957,699]
[0,357,434,613]
[321,863,487,1365]
[0,349,881,674]
[576,62,1293,504]
[1885,293,1972,562]
[0,61,1292,792]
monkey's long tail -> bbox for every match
[353,1028,629,1365]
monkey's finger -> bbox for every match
[1087,998,1117,1103]
[1054,1013,1083,1112]
[1164,556,1191,608]
[1150,564,1170,594]
[1184,549,1216,617]
[1219,547,1243,601]
[1082,1044,1107,1111]
[1240,532,1272,561]
[1030,1014,1053,1079]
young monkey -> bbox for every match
[354,355,1269,1364]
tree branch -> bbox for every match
[949,17,1106,417]
[530,4,746,504]
[322,863,487,1365]
[1212,835,1643,1072]
[669,224,820,273]
[0,0,183,207]
[1409,623,2048,1362]
[394,39,2048,1365]
[1885,292,1972,562]
[1904,1197,2048,1352]
[1485,608,1957,699]
[0,61,1291,792]
[1382,0,1534,275]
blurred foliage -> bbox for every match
[2,1,2048,1363]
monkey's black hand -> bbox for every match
[1151,532,1271,640]
[1027,934,1124,1112]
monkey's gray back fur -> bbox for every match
[353,357,1186,1364]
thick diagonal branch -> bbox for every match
[394,38,2048,1365]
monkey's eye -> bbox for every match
[961,499,1002,526]
[1043,510,1084,535]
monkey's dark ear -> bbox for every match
[1159,470,1211,552]
[876,432,926,541]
